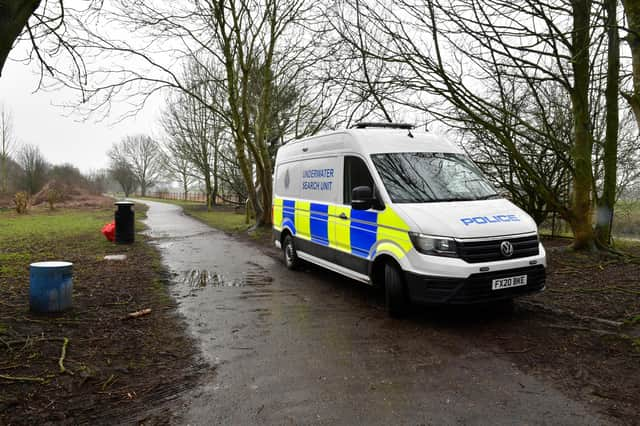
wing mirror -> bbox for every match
[352,186,373,210]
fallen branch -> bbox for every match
[58,337,73,375]
[1,336,65,346]
[101,374,116,391]
[124,308,152,320]
[0,374,46,383]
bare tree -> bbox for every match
[595,0,621,244]
[460,80,573,226]
[41,0,349,226]
[161,77,224,209]
[109,135,162,197]
[85,169,109,195]
[0,103,14,193]
[108,158,137,197]
[0,0,102,93]
[622,0,640,128]
[334,0,627,250]
[17,143,48,195]
[161,141,196,202]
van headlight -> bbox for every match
[409,233,458,257]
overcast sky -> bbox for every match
[0,50,160,174]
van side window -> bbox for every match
[344,156,374,204]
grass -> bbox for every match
[0,208,114,279]
[0,205,151,280]
[188,208,251,233]
[0,209,112,241]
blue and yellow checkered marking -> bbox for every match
[274,197,412,260]
[310,203,329,246]
[350,209,378,257]
[282,199,296,235]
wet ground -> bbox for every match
[139,200,608,425]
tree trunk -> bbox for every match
[595,0,620,246]
[204,172,212,211]
[0,0,41,76]
[212,142,218,206]
[569,0,595,250]
[259,165,272,226]
[1,155,7,193]
[622,0,640,129]
[182,174,188,201]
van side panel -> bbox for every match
[376,208,413,259]
[273,144,414,280]
[331,205,351,252]
[282,199,296,235]
[295,200,311,240]
[350,210,377,258]
[274,196,414,276]
[273,197,283,231]
[310,203,330,246]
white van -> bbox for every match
[272,123,546,316]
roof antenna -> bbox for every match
[407,128,414,138]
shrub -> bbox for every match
[47,189,61,210]
[13,192,29,214]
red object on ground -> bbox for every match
[101,221,116,242]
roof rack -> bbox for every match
[350,122,415,130]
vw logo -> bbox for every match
[500,241,514,257]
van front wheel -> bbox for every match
[283,234,300,270]
[385,264,409,317]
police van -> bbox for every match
[272,123,546,316]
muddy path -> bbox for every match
[138,200,608,425]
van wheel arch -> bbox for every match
[371,255,410,317]
[370,254,403,288]
[280,228,292,245]
[281,230,300,270]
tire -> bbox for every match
[384,263,409,317]
[283,234,301,270]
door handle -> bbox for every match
[339,212,348,220]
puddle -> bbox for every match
[180,269,274,289]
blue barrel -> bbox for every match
[29,261,73,312]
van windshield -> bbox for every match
[370,152,499,203]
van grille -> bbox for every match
[457,235,539,263]
[406,265,546,304]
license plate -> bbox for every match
[492,274,527,290]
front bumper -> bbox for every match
[405,265,545,304]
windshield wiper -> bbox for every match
[474,193,501,200]
[428,197,476,202]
